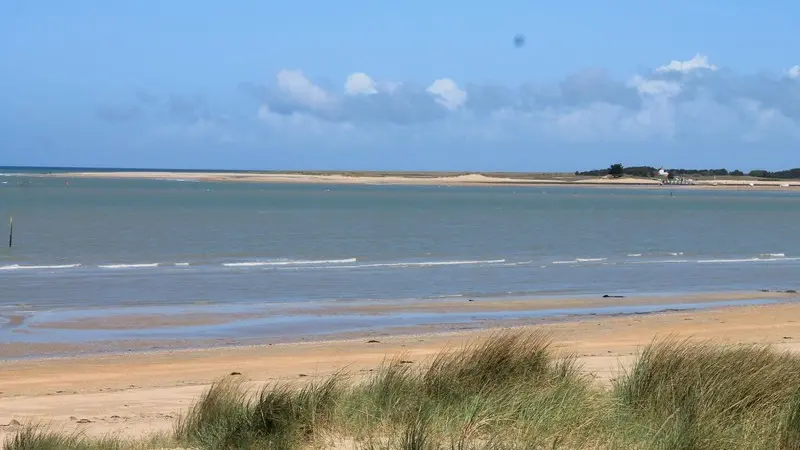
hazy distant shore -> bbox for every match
[36,170,800,189]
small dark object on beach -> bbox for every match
[366,339,380,344]
[784,337,793,340]
[603,295,625,298]
[230,372,241,376]
[761,289,771,292]
[298,373,308,377]
[468,298,474,302]
[400,360,414,364]
[76,419,92,424]
[785,289,797,293]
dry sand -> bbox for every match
[40,171,800,189]
[3,300,800,441]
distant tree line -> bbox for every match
[576,165,800,179]
[747,168,800,179]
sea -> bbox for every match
[2,169,799,350]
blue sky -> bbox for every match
[1,1,799,171]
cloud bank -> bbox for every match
[239,54,800,147]
[83,54,800,170]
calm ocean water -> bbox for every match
[2,173,800,315]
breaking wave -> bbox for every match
[552,258,607,265]
[223,258,357,267]
[98,263,160,269]
[0,264,81,271]
[315,259,507,269]
[2,252,799,275]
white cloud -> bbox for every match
[426,78,467,110]
[238,56,800,148]
[345,73,378,95]
[628,75,681,97]
[656,53,718,73]
[344,72,403,95]
[275,69,331,108]
[736,99,800,142]
[788,65,800,79]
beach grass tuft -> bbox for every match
[174,372,344,449]
[10,331,800,449]
[3,423,172,450]
[779,389,800,450]
[614,337,800,449]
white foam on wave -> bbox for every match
[699,257,800,264]
[553,258,607,264]
[317,259,507,269]
[0,263,81,271]
[501,260,532,266]
[627,253,643,257]
[98,263,160,269]
[174,262,190,266]
[760,253,786,258]
[669,252,684,256]
[223,258,357,267]
[630,259,690,265]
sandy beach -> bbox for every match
[38,170,800,189]
[2,299,800,442]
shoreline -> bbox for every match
[2,291,795,361]
[2,300,800,440]
[29,170,800,190]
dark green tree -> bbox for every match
[608,163,624,178]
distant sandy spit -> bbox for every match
[2,300,800,440]
[40,171,800,189]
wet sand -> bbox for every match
[2,291,794,359]
[40,171,800,189]
[30,312,258,331]
[2,300,800,441]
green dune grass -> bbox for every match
[6,332,800,450]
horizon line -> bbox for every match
[2,165,798,175]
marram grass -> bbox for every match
[8,331,800,450]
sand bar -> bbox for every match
[36,170,800,189]
[2,300,800,441]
